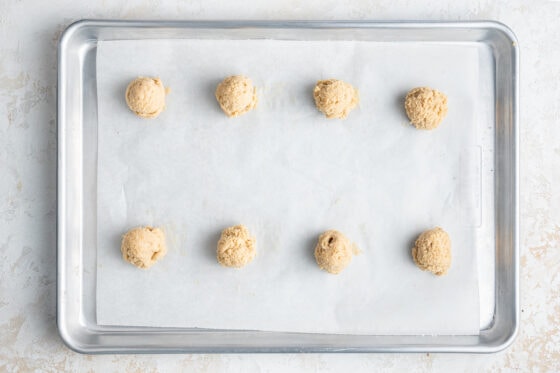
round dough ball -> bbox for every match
[313,79,359,119]
[216,225,256,268]
[121,226,167,269]
[314,230,353,274]
[411,227,451,276]
[125,77,167,118]
[404,87,448,130]
[215,75,258,117]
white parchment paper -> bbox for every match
[96,39,481,334]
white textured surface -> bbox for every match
[0,0,558,371]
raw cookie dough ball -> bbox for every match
[121,226,167,269]
[313,79,359,119]
[404,87,448,130]
[314,230,353,274]
[216,225,256,268]
[215,75,258,117]
[411,227,451,276]
[125,77,167,118]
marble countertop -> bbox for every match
[1,0,558,371]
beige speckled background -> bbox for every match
[0,0,558,371]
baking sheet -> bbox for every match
[96,39,480,335]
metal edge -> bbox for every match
[57,19,92,355]
[58,18,518,31]
[502,18,520,353]
[476,20,519,354]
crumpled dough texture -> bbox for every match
[215,75,258,117]
[411,227,452,276]
[216,225,256,268]
[125,77,167,118]
[313,79,359,119]
[121,226,167,269]
[314,230,353,274]
[404,87,448,130]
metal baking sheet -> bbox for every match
[57,20,519,353]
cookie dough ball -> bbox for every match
[313,79,359,119]
[215,75,258,117]
[217,225,256,268]
[404,87,448,130]
[314,230,353,274]
[125,77,167,118]
[412,227,451,276]
[121,226,167,269]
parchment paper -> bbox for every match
[96,39,481,334]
